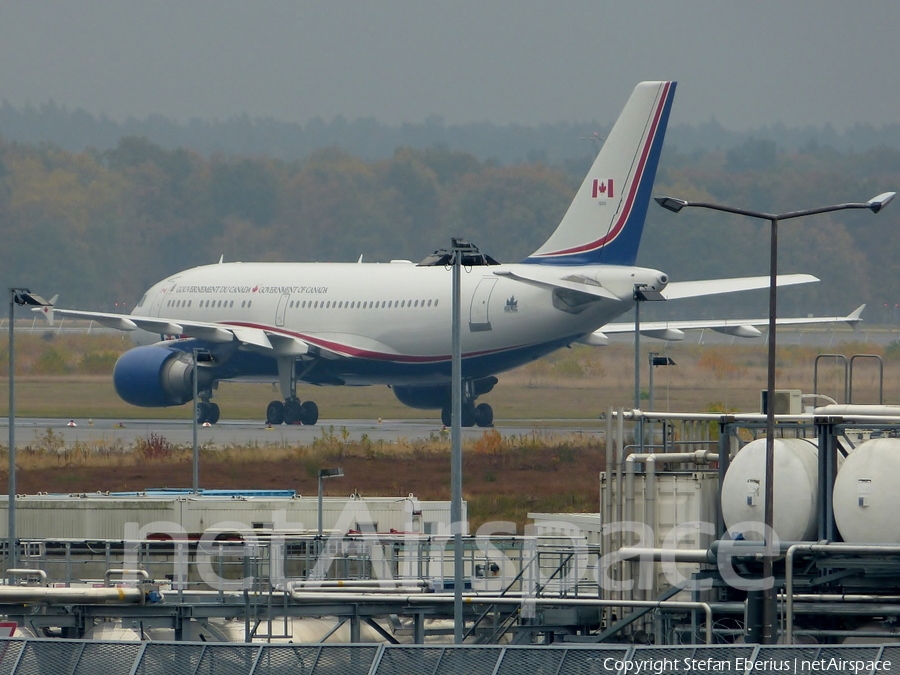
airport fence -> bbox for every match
[0,639,897,675]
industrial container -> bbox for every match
[833,437,900,542]
[720,438,820,541]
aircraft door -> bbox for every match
[275,293,291,327]
[151,277,179,316]
[469,278,498,332]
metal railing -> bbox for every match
[0,638,897,675]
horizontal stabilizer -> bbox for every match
[31,294,58,326]
[493,269,620,300]
[663,274,818,300]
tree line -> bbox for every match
[0,134,898,322]
[4,99,900,164]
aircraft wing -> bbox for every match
[593,304,865,342]
[662,274,818,300]
[47,308,318,356]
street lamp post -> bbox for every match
[317,467,344,539]
[633,286,667,412]
[192,348,200,496]
[7,289,51,572]
[418,237,489,643]
[656,191,895,643]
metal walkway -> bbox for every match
[0,639,897,675]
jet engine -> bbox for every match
[113,344,211,407]
[391,376,498,409]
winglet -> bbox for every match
[32,294,58,326]
[845,304,865,330]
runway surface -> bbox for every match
[2,417,604,449]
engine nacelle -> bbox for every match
[113,344,207,408]
[391,376,498,410]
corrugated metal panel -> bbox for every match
[0,495,455,540]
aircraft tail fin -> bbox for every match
[524,81,675,267]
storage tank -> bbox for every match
[833,437,900,542]
[721,438,820,541]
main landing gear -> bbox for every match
[266,398,319,426]
[196,400,220,425]
[267,355,320,425]
[441,401,493,428]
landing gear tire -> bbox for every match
[196,401,220,425]
[300,400,319,425]
[266,400,285,425]
[284,399,303,425]
[475,402,493,428]
[440,403,479,427]
[462,402,476,427]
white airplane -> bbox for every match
[45,81,865,427]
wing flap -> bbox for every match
[130,318,184,335]
[266,333,310,356]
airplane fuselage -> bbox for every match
[132,260,667,387]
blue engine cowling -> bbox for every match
[391,376,498,410]
[113,345,200,407]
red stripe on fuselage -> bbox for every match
[223,321,537,364]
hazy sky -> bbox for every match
[2,1,898,130]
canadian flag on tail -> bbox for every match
[591,179,613,199]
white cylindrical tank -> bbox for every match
[721,438,820,541]
[833,437,900,542]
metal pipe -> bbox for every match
[105,568,150,585]
[615,406,625,605]
[0,586,144,604]
[317,474,323,539]
[450,243,463,644]
[286,579,432,590]
[617,548,713,564]
[5,568,47,585]
[192,348,199,495]
[603,406,613,607]
[7,290,16,573]
[287,591,715,643]
[786,543,900,643]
